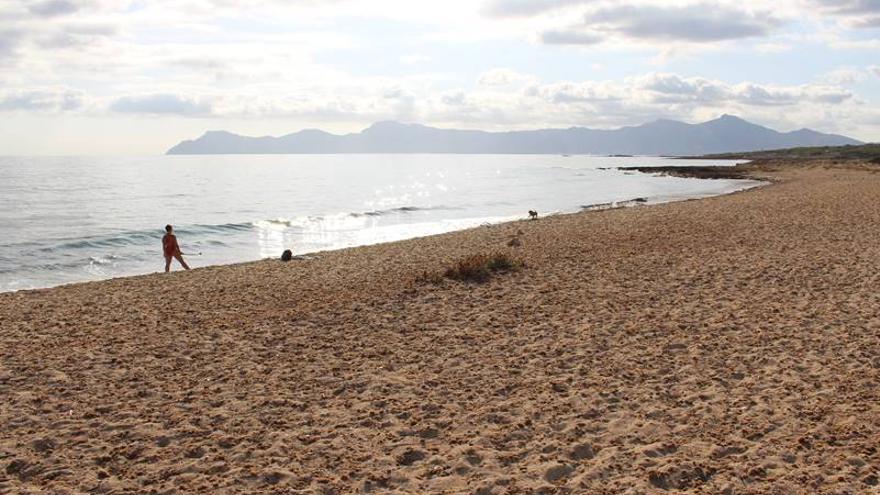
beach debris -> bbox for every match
[281,249,293,262]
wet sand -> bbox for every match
[1,161,879,494]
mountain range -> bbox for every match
[166,115,862,156]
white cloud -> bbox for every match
[0,87,84,111]
[478,68,534,87]
[819,67,869,85]
[110,94,213,116]
[638,73,852,106]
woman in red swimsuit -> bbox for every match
[162,224,191,273]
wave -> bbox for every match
[7,254,128,274]
[252,206,461,229]
[32,223,252,253]
[580,197,648,211]
[350,205,460,217]
[14,206,460,256]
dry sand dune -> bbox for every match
[1,162,879,494]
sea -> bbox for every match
[0,154,757,292]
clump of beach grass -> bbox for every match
[443,252,523,283]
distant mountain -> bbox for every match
[166,115,862,155]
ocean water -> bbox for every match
[0,154,755,292]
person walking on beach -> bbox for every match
[162,224,190,273]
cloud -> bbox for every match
[640,73,728,103]
[482,0,592,18]
[529,3,784,47]
[381,87,416,120]
[811,0,880,27]
[638,73,852,106]
[37,22,119,48]
[819,67,869,85]
[109,94,213,116]
[585,4,781,42]
[478,68,533,86]
[0,88,83,111]
[0,32,19,60]
[812,0,880,15]
[525,80,623,103]
[852,16,880,27]
[540,29,601,45]
[441,91,467,105]
[27,0,80,18]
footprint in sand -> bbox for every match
[397,449,426,466]
[712,445,747,459]
[31,438,57,454]
[464,450,483,466]
[568,443,595,461]
[644,443,678,458]
[544,463,574,482]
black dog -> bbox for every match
[528,210,538,220]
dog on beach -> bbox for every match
[528,210,538,220]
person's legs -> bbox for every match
[174,254,191,270]
[164,256,172,272]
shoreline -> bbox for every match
[3,159,879,493]
[3,172,764,295]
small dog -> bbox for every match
[528,210,538,220]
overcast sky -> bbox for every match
[1,0,878,154]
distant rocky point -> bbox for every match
[166,115,862,156]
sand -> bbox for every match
[1,161,879,494]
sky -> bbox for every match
[0,0,879,155]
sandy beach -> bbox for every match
[1,161,879,494]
